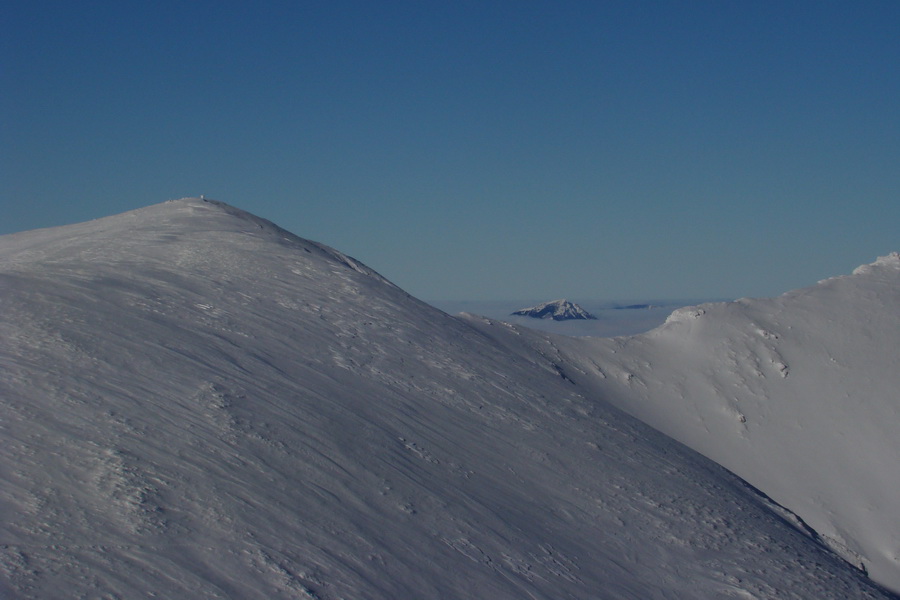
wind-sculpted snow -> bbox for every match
[0,199,893,599]
[535,252,900,593]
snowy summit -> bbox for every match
[511,299,596,321]
[1,198,896,599]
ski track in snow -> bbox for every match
[1,198,897,599]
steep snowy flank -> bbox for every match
[0,199,893,599]
[512,299,596,321]
[543,252,900,593]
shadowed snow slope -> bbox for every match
[532,252,900,594]
[0,199,894,599]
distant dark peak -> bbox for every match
[511,299,596,321]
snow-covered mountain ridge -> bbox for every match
[851,250,900,274]
[513,251,900,593]
[1,198,895,599]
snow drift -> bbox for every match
[0,199,893,599]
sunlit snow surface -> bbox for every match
[1,199,895,599]
[487,252,900,593]
[449,259,900,594]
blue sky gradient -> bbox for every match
[3,1,899,301]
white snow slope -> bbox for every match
[0,198,894,599]
[523,253,900,593]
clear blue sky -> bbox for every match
[3,1,898,301]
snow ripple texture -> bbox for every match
[0,199,895,599]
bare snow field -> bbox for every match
[530,251,900,592]
[1,198,896,599]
